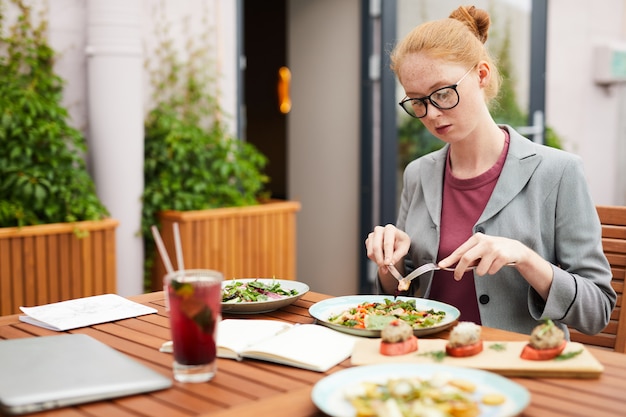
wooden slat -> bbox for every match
[105,226,117,293]
[81,229,94,296]
[47,233,61,303]
[597,205,626,226]
[70,232,82,299]
[23,236,36,307]
[0,219,120,237]
[602,225,626,239]
[34,234,48,306]
[0,239,12,316]
[10,237,25,314]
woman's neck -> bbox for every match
[448,123,506,179]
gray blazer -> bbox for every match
[395,126,616,337]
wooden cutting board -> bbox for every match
[351,338,604,378]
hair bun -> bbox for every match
[449,5,490,44]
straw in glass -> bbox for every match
[151,225,174,274]
[173,222,185,271]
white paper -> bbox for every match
[217,319,293,358]
[216,319,357,372]
[19,294,158,331]
[242,323,357,372]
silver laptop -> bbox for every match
[0,334,172,415]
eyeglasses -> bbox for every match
[399,67,475,119]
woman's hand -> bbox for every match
[439,232,554,299]
[366,225,411,293]
[366,224,411,269]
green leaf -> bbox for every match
[0,1,109,228]
[555,350,583,361]
[418,350,447,362]
[489,343,507,351]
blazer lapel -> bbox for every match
[478,128,541,223]
[414,127,541,227]
[419,146,448,228]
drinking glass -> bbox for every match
[165,269,223,383]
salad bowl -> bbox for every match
[221,278,309,314]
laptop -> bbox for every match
[0,334,172,415]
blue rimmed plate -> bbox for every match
[308,295,459,337]
[311,363,530,417]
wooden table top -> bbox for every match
[1,291,625,417]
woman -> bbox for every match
[365,5,616,337]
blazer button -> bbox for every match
[479,294,490,304]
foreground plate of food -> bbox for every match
[309,295,459,337]
[311,363,530,417]
[221,278,309,314]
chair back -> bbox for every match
[569,205,626,352]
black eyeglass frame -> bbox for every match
[398,66,475,119]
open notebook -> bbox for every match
[0,334,172,415]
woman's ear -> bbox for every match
[477,61,490,87]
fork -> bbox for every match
[388,262,515,284]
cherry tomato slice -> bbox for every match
[445,341,484,357]
[380,336,418,356]
[520,340,566,360]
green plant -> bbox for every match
[0,0,109,227]
[141,9,269,286]
[489,15,527,129]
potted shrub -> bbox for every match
[142,11,300,291]
[0,0,117,315]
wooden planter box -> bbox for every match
[0,218,119,316]
[151,200,301,291]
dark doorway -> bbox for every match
[243,0,288,200]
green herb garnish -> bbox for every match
[171,280,194,296]
[538,319,555,336]
[418,350,447,362]
[192,305,215,333]
[489,343,507,351]
[555,349,583,361]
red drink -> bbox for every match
[166,269,223,382]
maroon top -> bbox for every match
[429,130,510,323]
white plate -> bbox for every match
[308,295,459,337]
[221,279,309,314]
[311,363,530,417]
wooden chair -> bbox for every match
[569,205,626,352]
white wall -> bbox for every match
[139,0,238,133]
[48,0,237,140]
[546,0,626,205]
[288,0,361,296]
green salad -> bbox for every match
[327,299,446,330]
[222,279,299,303]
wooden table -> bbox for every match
[1,291,625,417]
